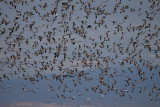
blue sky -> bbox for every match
[0,0,160,107]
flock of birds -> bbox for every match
[0,0,160,105]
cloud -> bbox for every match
[0,102,64,107]
[0,101,160,107]
[0,102,95,107]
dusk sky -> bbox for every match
[0,0,160,107]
